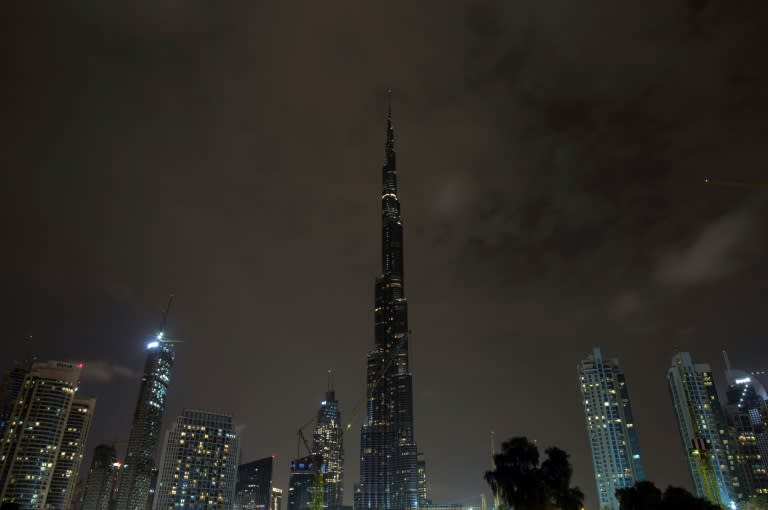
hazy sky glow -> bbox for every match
[2,1,767,507]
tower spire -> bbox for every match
[384,89,395,172]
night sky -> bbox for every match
[2,1,768,508]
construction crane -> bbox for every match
[154,295,183,346]
[674,352,721,505]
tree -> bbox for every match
[615,481,720,510]
[615,481,662,510]
[485,436,584,510]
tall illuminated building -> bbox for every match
[356,97,420,510]
[668,352,735,509]
[82,444,119,510]
[153,410,239,510]
[0,360,82,510]
[577,348,644,510]
[722,352,768,502]
[313,379,343,509]
[416,454,429,508]
[287,456,316,510]
[116,330,175,510]
[271,488,283,510]
[47,397,97,510]
[235,457,274,510]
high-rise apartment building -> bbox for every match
[82,444,119,510]
[577,348,644,510]
[235,457,274,510]
[668,352,735,509]
[0,361,83,510]
[153,410,239,510]
[271,488,282,510]
[287,457,316,510]
[313,383,343,510]
[356,97,420,510]
[416,454,429,508]
[117,332,175,510]
[47,397,97,510]
[722,353,768,503]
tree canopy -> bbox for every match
[485,436,584,510]
[615,481,720,510]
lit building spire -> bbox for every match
[358,94,419,510]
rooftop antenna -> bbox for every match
[723,348,734,384]
[490,431,500,510]
[327,369,334,393]
[722,348,732,372]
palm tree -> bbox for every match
[485,437,584,510]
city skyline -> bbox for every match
[2,1,768,508]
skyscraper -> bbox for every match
[577,348,644,510]
[116,332,175,510]
[0,360,82,510]
[313,379,343,510]
[415,454,429,509]
[287,456,316,510]
[271,488,283,510]
[356,97,420,510]
[235,457,274,510]
[82,444,119,510]
[47,397,97,510]
[722,352,768,503]
[153,410,239,510]
[668,352,735,509]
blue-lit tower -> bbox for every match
[356,97,419,510]
[313,375,344,510]
[577,348,645,510]
[116,298,176,510]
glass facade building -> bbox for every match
[0,361,83,510]
[47,397,97,510]
[577,348,644,510]
[117,336,174,510]
[82,444,119,510]
[271,488,282,510]
[356,99,420,510]
[235,457,274,510]
[722,359,768,502]
[415,454,428,508]
[287,456,317,510]
[667,352,735,509]
[313,386,343,510]
[153,409,239,510]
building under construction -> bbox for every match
[667,352,735,509]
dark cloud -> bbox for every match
[655,210,755,286]
[80,361,138,384]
